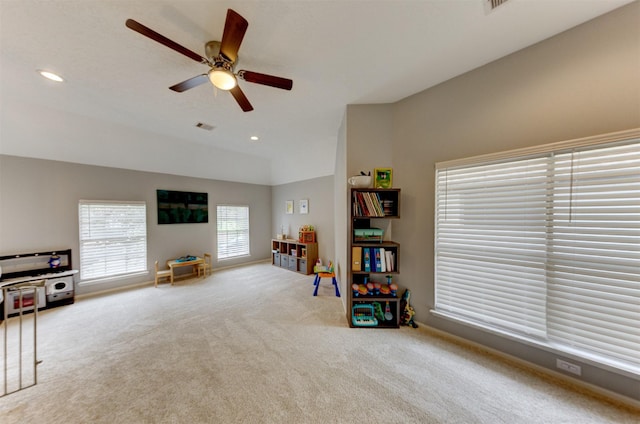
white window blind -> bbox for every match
[547,143,640,369]
[217,205,250,260]
[435,132,640,375]
[435,156,549,338]
[79,201,147,280]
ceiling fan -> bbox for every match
[125,9,293,112]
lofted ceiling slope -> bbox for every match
[0,0,634,185]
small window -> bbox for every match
[217,205,250,260]
[79,201,147,280]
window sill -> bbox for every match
[430,309,640,381]
[78,271,149,286]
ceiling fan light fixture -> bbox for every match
[208,66,236,90]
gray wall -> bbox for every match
[271,176,335,264]
[334,113,348,309]
[393,0,640,326]
[342,2,640,400]
[0,155,272,294]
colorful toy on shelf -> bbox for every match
[352,304,378,327]
[372,302,385,322]
[384,301,393,321]
[298,224,316,243]
[385,275,398,297]
[357,284,368,296]
[352,284,360,297]
[373,282,381,295]
[379,284,390,295]
[366,282,374,295]
[400,289,418,328]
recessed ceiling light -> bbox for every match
[37,70,64,82]
[250,136,259,141]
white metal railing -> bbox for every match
[1,280,44,397]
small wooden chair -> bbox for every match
[198,253,212,277]
[154,260,172,287]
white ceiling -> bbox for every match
[0,0,634,185]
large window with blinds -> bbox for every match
[217,205,250,260]
[78,201,147,281]
[434,130,640,376]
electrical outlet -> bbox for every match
[556,359,582,376]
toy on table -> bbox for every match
[49,255,61,268]
[314,259,333,273]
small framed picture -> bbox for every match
[286,200,294,214]
[374,168,393,188]
[299,199,309,214]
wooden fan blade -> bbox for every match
[239,70,293,90]
[126,19,207,64]
[229,85,254,112]
[219,9,248,63]
[169,74,209,92]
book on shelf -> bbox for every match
[352,246,362,272]
[362,192,373,216]
[379,247,386,273]
[353,191,386,217]
[357,247,396,273]
[363,248,371,272]
[373,193,384,216]
[385,250,394,272]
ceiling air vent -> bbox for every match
[488,0,510,9]
[195,122,215,131]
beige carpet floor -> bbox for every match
[0,261,638,423]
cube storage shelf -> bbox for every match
[348,188,401,328]
[271,239,318,275]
